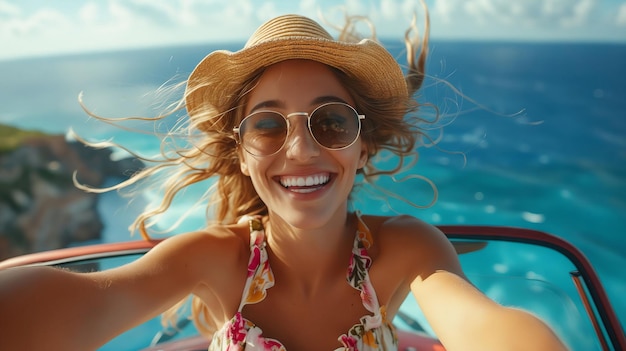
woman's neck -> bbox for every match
[264,210,356,297]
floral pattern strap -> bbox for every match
[338,212,399,350]
[347,212,377,314]
[238,216,275,311]
[209,216,281,351]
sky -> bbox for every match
[1,0,626,61]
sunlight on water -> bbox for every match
[522,211,545,224]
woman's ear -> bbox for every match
[358,142,368,169]
[239,152,250,176]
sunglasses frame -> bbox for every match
[233,102,365,157]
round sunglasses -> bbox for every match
[233,102,365,156]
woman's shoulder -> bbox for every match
[141,221,252,275]
[361,213,444,243]
[361,213,458,266]
[155,220,243,244]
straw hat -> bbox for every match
[184,14,408,120]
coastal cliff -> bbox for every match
[0,124,143,260]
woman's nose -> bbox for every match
[284,114,320,161]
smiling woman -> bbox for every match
[0,7,570,351]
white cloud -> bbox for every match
[0,0,623,61]
[380,0,400,19]
[616,3,626,26]
[78,3,99,23]
[434,0,599,28]
[413,0,624,42]
[560,0,595,27]
[1,0,268,60]
[0,1,20,17]
[431,0,456,24]
[0,6,69,37]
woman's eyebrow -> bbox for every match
[249,100,284,113]
[311,95,350,106]
[248,95,350,114]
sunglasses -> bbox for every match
[233,102,365,157]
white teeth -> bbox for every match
[280,173,330,188]
[292,188,317,194]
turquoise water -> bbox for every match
[1,42,624,340]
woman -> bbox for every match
[0,13,567,351]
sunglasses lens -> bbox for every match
[310,104,361,149]
[237,103,362,156]
[240,111,287,156]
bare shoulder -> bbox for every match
[152,222,249,258]
[112,221,250,286]
[362,214,462,278]
[363,213,449,250]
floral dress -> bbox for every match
[209,214,398,350]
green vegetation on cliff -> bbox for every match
[0,124,49,153]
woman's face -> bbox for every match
[238,59,368,229]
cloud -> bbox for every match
[0,5,69,38]
[0,0,624,61]
[559,0,595,27]
[424,0,626,42]
[0,1,20,17]
[1,0,268,60]
[617,3,626,26]
[433,0,599,28]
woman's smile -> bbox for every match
[278,172,331,193]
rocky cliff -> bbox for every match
[0,125,144,260]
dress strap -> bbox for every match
[346,211,383,328]
[236,216,275,312]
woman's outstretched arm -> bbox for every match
[386,216,568,351]
[0,229,238,350]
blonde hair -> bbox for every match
[76,9,433,340]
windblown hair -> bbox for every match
[76,8,434,340]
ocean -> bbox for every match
[1,41,624,346]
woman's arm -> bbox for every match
[390,216,568,351]
[0,229,241,350]
[411,268,568,351]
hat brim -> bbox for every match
[185,36,407,119]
